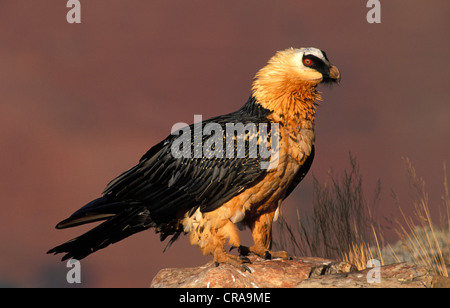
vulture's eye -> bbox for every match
[303,58,312,66]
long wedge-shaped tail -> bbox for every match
[47,197,154,261]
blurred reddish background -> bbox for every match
[0,1,448,287]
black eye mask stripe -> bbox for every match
[302,54,330,76]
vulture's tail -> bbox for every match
[47,196,154,261]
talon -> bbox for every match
[242,264,252,273]
[239,255,251,263]
[270,250,290,260]
[247,245,290,260]
[213,249,253,272]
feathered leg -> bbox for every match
[243,211,289,260]
[190,218,251,271]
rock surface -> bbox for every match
[150,255,443,288]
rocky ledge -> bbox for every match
[150,255,448,288]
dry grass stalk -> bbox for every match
[394,158,449,277]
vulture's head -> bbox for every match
[252,47,340,107]
[292,47,341,84]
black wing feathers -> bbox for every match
[48,207,154,261]
[99,97,273,224]
[283,146,315,200]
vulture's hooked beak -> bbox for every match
[329,65,341,83]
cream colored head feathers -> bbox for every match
[252,47,340,119]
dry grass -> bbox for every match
[274,154,383,269]
[391,158,449,277]
[342,225,385,270]
[275,155,449,275]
